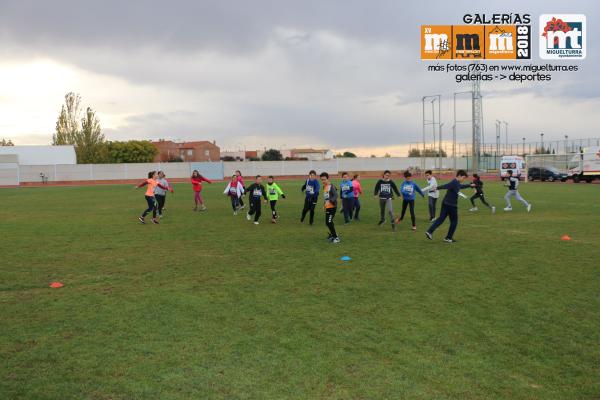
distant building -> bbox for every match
[0,145,76,165]
[290,148,334,161]
[152,140,220,162]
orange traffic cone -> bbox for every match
[49,282,64,288]
[561,235,571,241]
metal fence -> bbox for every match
[525,152,599,181]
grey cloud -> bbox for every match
[1,0,599,148]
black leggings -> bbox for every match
[353,198,361,219]
[400,199,416,226]
[270,200,278,218]
[470,192,490,207]
[301,197,317,224]
[342,198,354,223]
[155,194,166,215]
[248,198,262,221]
[230,196,239,211]
[325,207,337,237]
[142,195,157,218]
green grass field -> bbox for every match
[1,179,599,400]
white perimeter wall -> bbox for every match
[10,157,468,184]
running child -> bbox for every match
[320,172,340,243]
[504,170,532,212]
[266,175,286,223]
[397,170,425,231]
[154,171,172,218]
[191,170,212,211]
[469,174,495,213]
[223,175,244,215]
[135,171,173,224]
[352,174,363,221]
[245,175,268,224]
[424,170,439,222]
[300,170,320,225]
[424,170,474,243]
[235,170,246,209]
[339,172,355,224]
[374,170,401,231]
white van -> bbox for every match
[499,156,526,180]
[568,146,600,183]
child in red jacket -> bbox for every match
[191,170,212,211]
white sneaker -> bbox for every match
[233,211,238,216]
[246,213,251,220]
[332,237,341,244]
[469,207,478,212]
[504,207,512,211]
[491,206,496,214]
[430,218,436,222]
[253,221,259,225]
[527,204,532,213]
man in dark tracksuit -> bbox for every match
[301,170,320,225]
[425,170,474,243]
[320,172,340,243]
[245,175,268,224]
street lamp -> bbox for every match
[540,133,544,153]
[522,138,526,156]
[439,122,444,171]
[495,120,501,156]
[423,94,441,169]
[502,121,508,154]
[564,134,569,153]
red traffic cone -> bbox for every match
[561,235,571,241]
[49,282,64,288]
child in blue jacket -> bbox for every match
[339,172,355,224]
[396,170,424,230]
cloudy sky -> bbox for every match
[0,0,597,155]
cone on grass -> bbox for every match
[561,235,571,241]
[49,282,64,288]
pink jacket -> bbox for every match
[352,180,363,197]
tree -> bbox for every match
[76,107,108,163]
[261,149,283,161]
[408,148,421,157]
[408,148,447,157]
[107,141,159,163]
[337,151,357,158]
[534,147,551,155]
[53,92,108,163]
[0,138,14,146]
[53,92,81,146]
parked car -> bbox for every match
[528,167,568,182]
